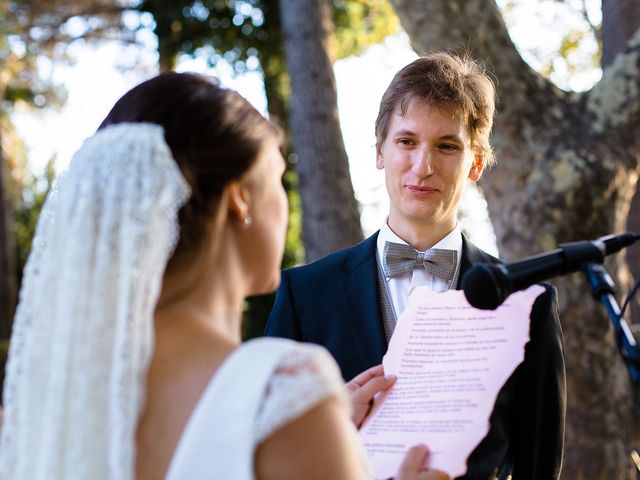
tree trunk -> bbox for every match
[602,0,640,325]
[602,0,640,67]
[142,0,179,72]
[155,25,177,72]
[0,108,16,340]
[626,189,640,324]
[279,0,363,262]
[390,0,639,477]
[158,47,176,72]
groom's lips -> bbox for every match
[406,185,439,197]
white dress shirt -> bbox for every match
[376,222,463,316]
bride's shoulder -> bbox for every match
[249,338,369,479]
[238,338,350,442]
[165,337,366,480]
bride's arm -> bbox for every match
[254,395,366,479]
[254,395,451,480]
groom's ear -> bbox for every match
[226,181,251,224]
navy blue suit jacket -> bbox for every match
[265,232,565,480]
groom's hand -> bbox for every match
[345,364,396,429]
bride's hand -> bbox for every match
[395,445,451,480]
[345,364,396,429]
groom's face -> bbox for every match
[375,96,482,233]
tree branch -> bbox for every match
[389,0,569,133]
[586,25,640,149]
[15,4,127,30]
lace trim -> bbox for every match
[255,344,349,443]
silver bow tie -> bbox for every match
[382,241,457,284]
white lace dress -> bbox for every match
[164,337,366,479]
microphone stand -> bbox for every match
[582,262,640,386]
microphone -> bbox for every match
[462,232,640,310]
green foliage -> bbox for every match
[282,167,304,267]
[6,0,131,48]
[333,0,399,59]
[137,0,277,71]
[1,0,133,106]
[500,0,602,89]
[137,0,399,71]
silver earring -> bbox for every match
[241,214,252,229]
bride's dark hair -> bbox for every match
[99,72,282,265]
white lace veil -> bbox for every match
[0,123,191,479]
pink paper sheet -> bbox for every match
[359,285,544,479]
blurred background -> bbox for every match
[0,0,639,477]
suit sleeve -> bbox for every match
[264,269,303,341]
[511,285,566,479]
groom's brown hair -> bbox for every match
[375,52,497,166]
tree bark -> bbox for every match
[602,0,640,324]
[602,0,640,68]
[279,0,363,262]
[627,189,640,323]
[391,0,639,477]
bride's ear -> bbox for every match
[226,181,252,229]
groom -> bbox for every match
[265,53,565,480]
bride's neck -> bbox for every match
[156,249,247,345]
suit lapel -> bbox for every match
[336,233,387,372]
[456,234,500,289]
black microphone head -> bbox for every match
[598,232,640,255]
[462,263,508,310]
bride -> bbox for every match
[0,72,449,480]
